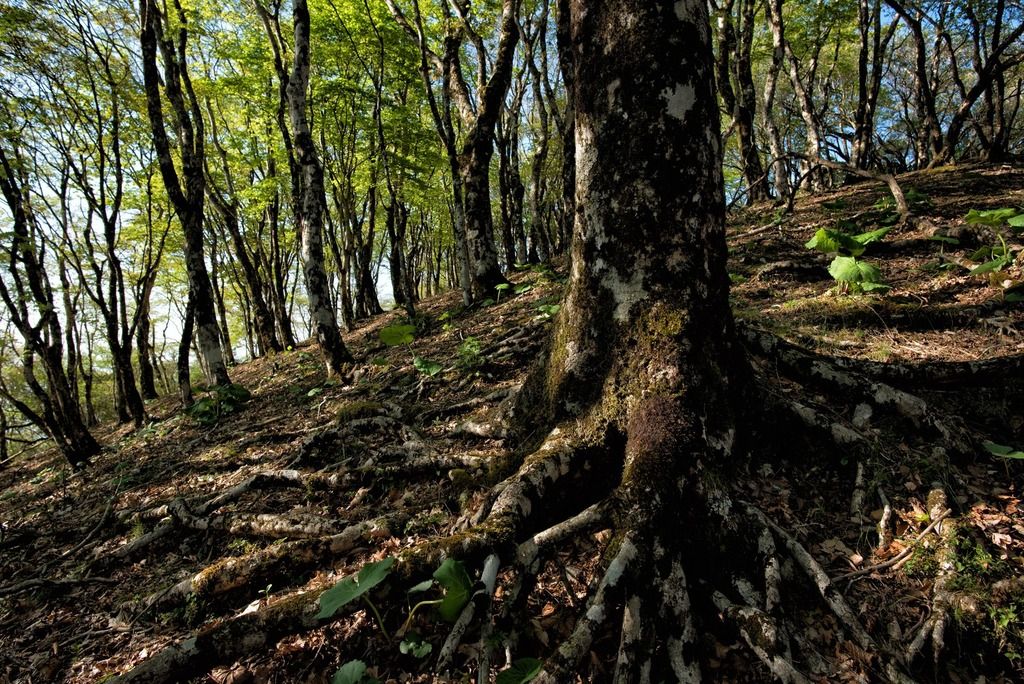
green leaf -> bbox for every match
[828,256,885,285]
[495,283,512,291]
[1008,213,1024,229]
[317,557,395,619]
[433,558,472,622]
[535,303,561,318]
[332,660,369,684]
[965,208,1022,226]
[379,324,416,347]
[859,280,892,293]
[805,228,872,256]
[495,658,543,684]
[514,284,533,294]
[413,357,443,376]
[399,636,433,658]
[407,579,434,594]
[983,440,1024,460]
[969,258,1010,276]
[853,227,890,246]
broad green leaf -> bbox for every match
[965,208,1022,226]
[379,324,416,347]
[1008,214,1024,229]
[983,440,1024,460]
[496,658,543,684]
[514,284,533,294]
[433,558,472,622]
[317,557,395,619]
[828,256,885,286]
[332,660,369,684]
[805,228,873,256]
[495,283,512,291]
[859,280,891,293]
[969,258,1010,276]
[853,227,890,246]
[413,357,443,376]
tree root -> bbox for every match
[744,327,975,453]
[744,503,917,684]
[138,514,400,614]
[534,534,640,683]
[712,591,809,684]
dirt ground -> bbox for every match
[1,163,1022,683]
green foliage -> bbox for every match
[534,303,561,319]
[184,384,252,425]
[331,660,378,684]
[983,440,1024,460]
[805,224,890,294]
[965,207,1024,229]
[495,658,543,684]
[456,336,483,369]
[399,633,432,658]
[828,256,890,292]
[316,557,395,620]
[379,324,416,347]
[433,557,472,622]
[413,357,443,376]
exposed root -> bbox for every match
[905,488,957,669]
[745,328,975,453]
[712,591,809,684]
[534,534,639,683]
[139,514,400,613]
[437,553,500,670]
[835,508,951,583]
[744,503,916,684]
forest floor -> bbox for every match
[1,163,1023,684]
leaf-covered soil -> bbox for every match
[1,164,1023,683]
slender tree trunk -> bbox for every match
[178,297,195,406]
[287,0,352,374]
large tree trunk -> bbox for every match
[519,0,750,678]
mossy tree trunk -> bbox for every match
[510,0,751,677]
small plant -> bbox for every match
[496,658,543,684]
[379,322,444,377]
[317,557,394,636]
[399,632,432,658]
[983,440,1024,460]
[456,336,483,370]
[378,323,416,347]
[495,282,512,302]
[534,302,561,320]
[184,384,252,426]
[805,226,890,293]
[400,557,474,633]
[332,660,379,684]
[962,210,1023,300]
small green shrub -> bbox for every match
[457,336,483,369]
[805,226,890,293]
[184,384,252,426]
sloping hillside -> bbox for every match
[1,165,1023,683]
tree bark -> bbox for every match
[287,0,352,374]
[139,0,229,390]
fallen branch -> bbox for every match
[835,508,951,583]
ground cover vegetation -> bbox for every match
[1,0,1024,681]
